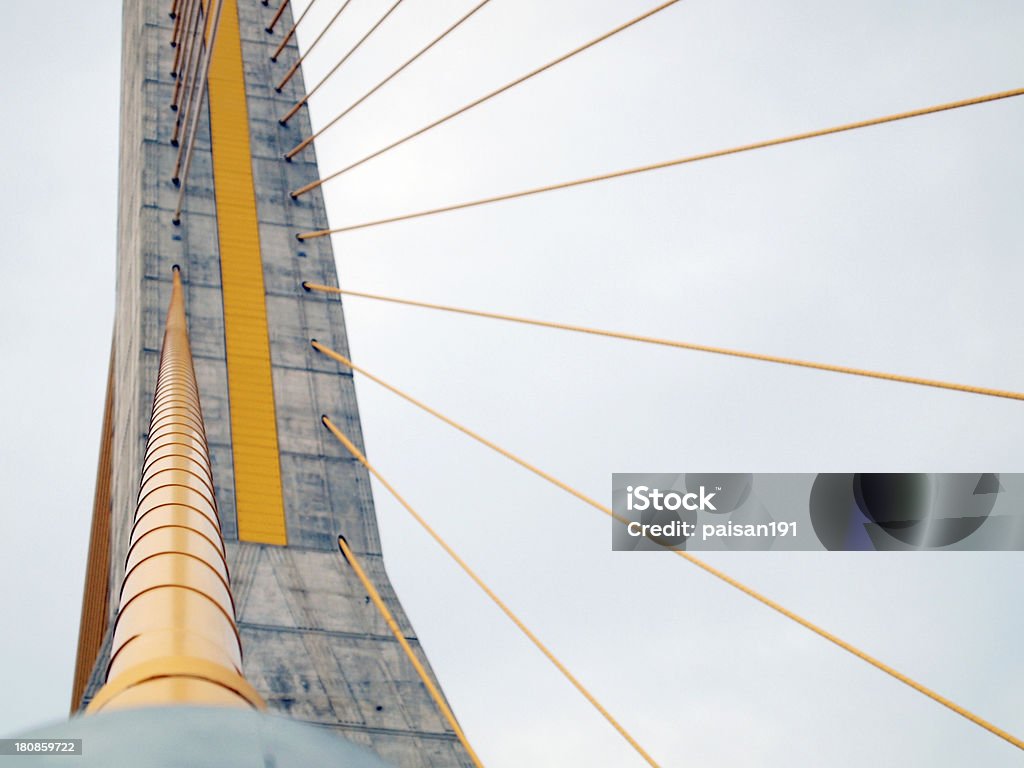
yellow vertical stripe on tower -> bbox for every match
[207,0,287,545]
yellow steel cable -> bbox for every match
[281,0,408,124]
[270,0,321,61]
[171,0,199,79]
[296,85,1024,229]
[670,551,1024,751]
[171,0,200,107]
[304,284,1024,402]
[172,3,208,146]
[322,416,662,768]
[313,342,1024,753]
[335,537,486,768]
[275,0,355,91]
[170,0,189,49]
[285,0,496,160]
[173,0,220,176]
[265,0,291,34]
[313,342,603,511]
[174,0,226,223]
[291,0,685,194]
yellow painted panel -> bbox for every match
[71,340,114,713]
[206,0,287,545]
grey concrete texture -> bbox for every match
[81,2,472,765]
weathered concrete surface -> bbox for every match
[82,3,472,765]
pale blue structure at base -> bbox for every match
[7,707,395,767]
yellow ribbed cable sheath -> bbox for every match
[336,537,486,768]
[291,0,684,190]
[322,415,661,768]
[313,343,1024,754]
[297,86,1024,234]
[87,267,264,713]
[304,285,1024,402]
[285,0,496,160]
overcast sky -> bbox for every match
[2,1,1023,765]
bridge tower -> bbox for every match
[70,2,471,766]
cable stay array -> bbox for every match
[295,86,1024,232]
[280,0,409,124]
[309,339,1024,754]
[290,0,685,192]
[336,535,486,768]
[268,0,1022,758]
[285,0,497,160]
[172,0,210,146]
[323,416,662,767]
[274,0,355,91]
[270,0,320,60]
[169,0,227,225]
[170,0,201,95]
[156,0,1024,759]
[303,283,1024,402]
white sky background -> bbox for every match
[1,0,1023,765]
